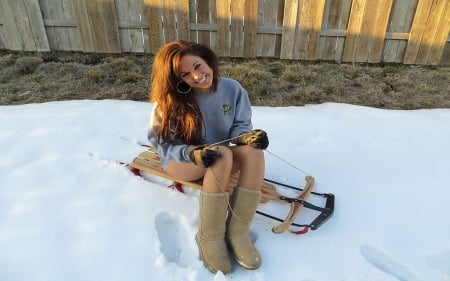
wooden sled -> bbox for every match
[128,147,334,234]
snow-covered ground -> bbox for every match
[1,100,449,281]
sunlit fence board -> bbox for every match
[319,0,352,61]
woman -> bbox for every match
[147,40,269,274]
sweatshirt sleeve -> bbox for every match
[229,84,253,139]
[147,104,190,169]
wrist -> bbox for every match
[183,145,195,161]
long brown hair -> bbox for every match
[150,40,219,145]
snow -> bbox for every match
[1,99,449,281]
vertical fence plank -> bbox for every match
[85,0,108,52]
[428,0,450,64]
[415,0,447,64]
[2,0,49,51]
[293,0,306,59]
[257,0,284,57]
[293,0,308,59]
[189,0,217,49]
[208,0,217,49]
[136,0,151,53]
[367,0,393,63]
[0,0,23,50]
[40,0,58,50]
[0,20,4,49]
[297,0,325,60]
[40,0,73,51]
[23,0,50,51]
[319,0,333,60]
[320,0,352,61]
[353,0,376,61]
[116,0,134,52]
[72,0,95,52]
[99,0,121,53]
[280,0,299,59]
[116,0,128,52]
[0,27,4,49]
[0,8,4,48]
[146,0,164,52]
[383,0,418,63]
[216,0,231,56]
[440,42,450,65]
[403,0,434,64]
[61,0,80,51]
[342,0,366,62]
[137,1,151,53]
[176,0,190,41]
[159,0,189,43]
[230,0,245,57]
[162,0,176,42]
[188,0,197,42]
[243,0,257,57]
[13,0,37,50]
[196,0,212,44]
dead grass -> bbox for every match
[1,50,449,109]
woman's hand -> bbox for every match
[186,145,221,168]
[236,129,269,149]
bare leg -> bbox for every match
[164,146,234,193]
[201,146,233,193]
[165,161,206,182]
[229,145,265,190]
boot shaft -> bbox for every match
[227,187,261,237]
[198,191,230,239]
[197,191,232,274]
[226,186,262,270]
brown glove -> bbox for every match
[236,129,269,150]
[185,145,221,168]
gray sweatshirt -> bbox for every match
[148,77,253,168]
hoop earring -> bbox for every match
[176,81,192,94]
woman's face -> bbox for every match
[178,54,214,94]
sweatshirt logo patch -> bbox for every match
[223,104,231,116]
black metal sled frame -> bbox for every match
[258,178,335,233]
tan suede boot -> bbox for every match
[196,191,232,274]
[226,187,262,269]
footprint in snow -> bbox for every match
[155,212,195,267]
[360,244,424,281]
[426,250,450,279]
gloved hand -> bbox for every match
[185,145,221,168]
[236,129,269,149]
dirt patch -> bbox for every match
[1,50,449,109]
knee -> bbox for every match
[240,146,265,162]
[216,145,234,167]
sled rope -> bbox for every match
[265,149,311,177]
[205,132,312,177]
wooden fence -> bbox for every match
[0,0,449,65]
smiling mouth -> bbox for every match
[195,75,208,85]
